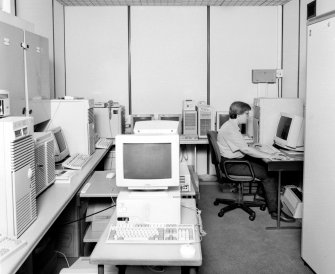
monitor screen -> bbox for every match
[50,127,69,162]
[276,116,292,140]
[274,113,304,151]
[116,134,179,189]
[123,143,171,179]
[216,111,229,130]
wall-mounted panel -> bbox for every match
[210,7,280,112]
[131,6,207,114]
[65,7,128,112]
[16,0,54,98]
[54,0,65,98]
[282,0,299,98]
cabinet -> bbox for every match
[302,13,335,273]
[0,21,51,125]
[0,21,25,116]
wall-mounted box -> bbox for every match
[252,69,277,83]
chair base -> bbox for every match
[214,198,266,221]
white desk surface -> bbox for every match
[90,199,202,267]
[2,148,110,274]
[80,170,197,198]
[179,138,208,145]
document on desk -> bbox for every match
[55,170,77,183]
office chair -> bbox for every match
[207,131,266,221]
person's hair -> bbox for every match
[229,101,251,119]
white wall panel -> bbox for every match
[210,7,280,112]
[54,1,65,98]
[65,7,128,112]
[282,0,299,98]
[131,7,207,115]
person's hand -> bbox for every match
[269,152,288,161]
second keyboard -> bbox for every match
[106,223,196,244]
[62,153,91,170]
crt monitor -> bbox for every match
[49,127,70,162]
[115,134,180,190]
[216,111,229,131]
[274,112,304,151]
[131,114,154,133]
[158,114,182,134]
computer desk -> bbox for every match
[2,148,110,274]
[180,137,209,173]
[79,166,200,251]
[90,199,202,274]
[80,166,199,200]
[262,151,304,230]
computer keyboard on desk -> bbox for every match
[0,234,27,262]
[106,223,197,244]
[62,153,91,170]
[256,144,281,154]
[95,138,113,149]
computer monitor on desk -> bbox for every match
[130,114,154,133]
[49,127,69,162]
[115,134,181,223]
[115,134,180,190]
[274,112,304,151]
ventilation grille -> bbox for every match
[0,99,4,115]
[46,139,56,184]
[184,112,197,130]
[88,108,94,124]
[10,136,37,237]
[35,144,45,195]
[199,118,212,136]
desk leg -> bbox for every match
[98,265,104,274]
[194,145,197,173]
[117,265,126,274]
[266,170,300,230]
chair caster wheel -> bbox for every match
[260,205,266,211]
[218,211,224,217]
[214,201,219,206]
[249,213,256,221]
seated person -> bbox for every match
[217,101,294,222]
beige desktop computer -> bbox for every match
[50,99,95,156]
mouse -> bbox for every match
[179,244,196,258]
[106,172,115,179]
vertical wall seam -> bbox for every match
[297,0,301,98]
[52,0,56,98]
[63,5,67,96]
[207,6,210,105]
[128,6,132,115]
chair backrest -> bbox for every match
[207,131,225,183]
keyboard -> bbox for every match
[95,138,113,149]
[106,223,196,244]
[0,234,27,262]
[256,144,281,154]
[62,153,91,170]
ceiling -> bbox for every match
[56,0,293,6]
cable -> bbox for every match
[58,204,116,226]
[181,204,207,238]
[55,250,70,268]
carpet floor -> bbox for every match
[197,183,314,274]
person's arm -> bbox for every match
[240,146,286,160]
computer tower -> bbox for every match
[33,132,55,197]
[182,110,197,136]
[94,104,125,138]
[197,104,215,138]
[50,99,95,155]
[0,116,37,237]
